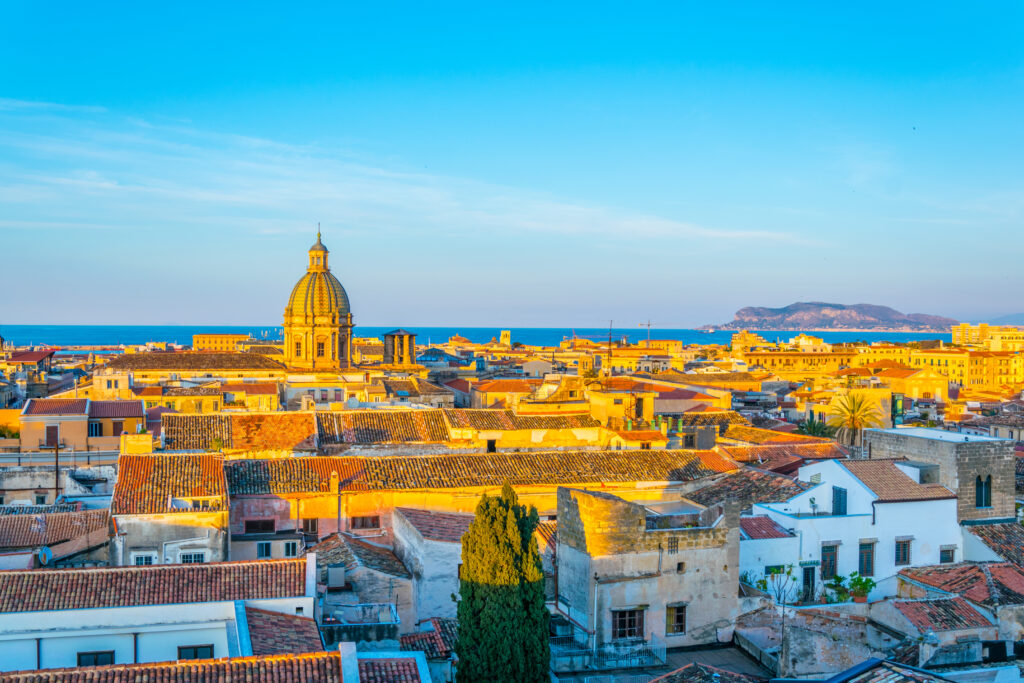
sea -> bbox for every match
[0,325,951,350]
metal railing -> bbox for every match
[550,633,666,672]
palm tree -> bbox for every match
[827,392,884,446]
[796,414,836,438]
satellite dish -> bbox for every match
[37,547,53,566]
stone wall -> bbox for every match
[863,430,1015,521]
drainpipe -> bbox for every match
[592,572,599,655]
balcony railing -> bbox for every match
[550,633,666,673]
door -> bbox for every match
[802,566,816,603]
[45,425,58,446]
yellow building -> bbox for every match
[192,334,250,351]
[730,330,772,354]
[742,350,855,380]
[908,349,1023,391]
[874,367,948,401]
[282,231,354,370]
[852,344,912,368]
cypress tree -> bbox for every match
[455,481,550,683]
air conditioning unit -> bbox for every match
[327,563,346,589]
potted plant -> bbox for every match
[824,574,850,603]
[848,572,876,603]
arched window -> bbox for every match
[976,475,992,508]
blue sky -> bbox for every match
[2,2,1022,326]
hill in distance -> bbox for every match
[703,302,957,332]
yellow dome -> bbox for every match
[286,270,350,318]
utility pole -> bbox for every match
[607,320,613,375]
[40,439,67,504]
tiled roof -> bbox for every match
[0,653,351,682]
[899,562,1024,608]
[7,350,55,364]
[443,409,599,430]
[842,460,955,503]
[473,378,542,393]
[395,508,472,543]
[245,606,324,655]
[400,617,458,660]
[359,657,422,683]
[720,443,848,465]
[965,522,1024,566]
[317,410,451,445]
[893,597,992,632]
[687,467,812,510]
[112,454,227,514]
[0,503,80,515]
[106,352,285,371]
[309,533,410,578]
[221,382,279,395]
[0,559,307,612]
[675,411,751,427]
[163,413,316,450]
[536,520,557,549]
[22,399,87,416]
[88,399,144,419]
[0,509,109,549]
[740,515,793,540]
[722,425,831,445]
[226,450,737,495]
[833,659,950,683]
[648,662,766,683]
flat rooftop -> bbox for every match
[868,427,1006,443]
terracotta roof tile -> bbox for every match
[723,425,831,445]
[221,382,279,395]
[400,617,458,660]
[227,450,737,496]
[309,534,410,578]
[687,467,811,510]
[893,596,992,632]
[443,409,599,431]
[359,657,422,683]
[88,400,144,419]
[967,522,1024,566]
[648,662,766,683]
[318,410,450,445]
[22,399,87,416]
[675,411,751,427]
[395,508,472,543]
[0,652,345,682]
[106,352,284,371]
[0,509,109,550]
[740,515,793,540]
[900,562,1024,608]
[842,460,955,503]
[7,350,55,364]
[0,558,307,612]
[112,454,227,515]
[245,606,324,655]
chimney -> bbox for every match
[330,471,340,494]
[339,642,360,682]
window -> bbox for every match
[976,475,992,508]
[256,541,272,559]
[284,541,298,557]
[858,542,875,577]
[350,515,380,530]
[667,537,678,554]
[106,380,112,389]
[940,547,956,564]
[486,439,497,454]
[821,545,838,580]
[317,341,325,357]
[77,651,114,666]
[676,561,686,573]
[612,609,644,640]
[295,342,302,357]
[35,494,46,505]
[832,486,848,516]
[133,553,155,566]
[666,605,687,634]
[765,565,785,576]
[180,552,205,564]
[613,398,623,405]
[244,519,275,534]
[88,422,102,437]
[301,518,319,535]
[178,645,213,660]
[895,540,911,566]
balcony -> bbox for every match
[550,633,666,673]
[320,602,400,646]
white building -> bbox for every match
[0,556,317,672]
[747,458,961,601]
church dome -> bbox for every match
[286,270,350,318]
